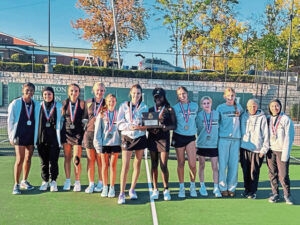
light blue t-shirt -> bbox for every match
[216,103,243,139]
[173,101,198,136]
[196,110,219,148]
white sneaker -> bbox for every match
[94,182,103,192]
[118,192,126,204]
[178,187,185,198]
[50,181,58,192]
[163,189,171,201]
[190,185,197,197]
[20,180,34,190]
[39,181,49,191]
[101,186,109,197]
[85,185,94,194]
[108,186,115,198]
[151,189,159,200]
[129,189,138,200]
[73,181,81,192]
[63,180,71,191]
[199,185,208,196]
[213,187,222,198]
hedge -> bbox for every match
[0,62,255,83]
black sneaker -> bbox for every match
[284,195,294,205]
[248,193,256,199]
[241,191,249,198]
[268,194,280,203]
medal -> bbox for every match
[271,115,282,140]
[69,99,79,128]
[180,102,190,130]
[94,98,103,116]
[42,101,56,128]
[107,110,117,133]
[129,102,140,123]
[203,111,213,135]
[107,133,113,139]
[154,105,165,119]
[23,98,33,126]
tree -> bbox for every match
[72,0,148,67]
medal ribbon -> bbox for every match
[129,102,140,123]
[93,98,103,116]
[69,99,78,124]
[23,98,33,121]
[107,110,116,132]
[203,111,213,134]
[154,105,165,119]
[179,102,190,123]
[271,115,282,136]
[42,101,56,122]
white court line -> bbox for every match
[144,148,159,225]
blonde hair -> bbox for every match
[200,96,212,109]
[92,82,106,94]
[246,98,259,108]
[176,86,188,102]
[224,87,239,116]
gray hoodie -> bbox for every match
[269,112,295,162]
[240,109,269,154]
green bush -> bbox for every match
[0,61,255,83]
[11,53,30,63]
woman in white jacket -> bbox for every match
[8,82,37,195]
[240,99,269,199]
[267,99,295,205]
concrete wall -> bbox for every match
[1,71,299,115]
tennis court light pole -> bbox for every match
[48,0,51,64]
[283,0,294,112]
[111,0,121,69]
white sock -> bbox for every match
[65,178,71,182]
[179,183,184,188]
[200,182,205,187]
[190,182,195,187]
[89,182,94,187]
[214,183,219,189]
[98,180,103,185]
[75,180,80,184]
[110,185,114,189]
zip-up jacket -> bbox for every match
[269,112,294,162]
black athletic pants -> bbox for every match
[240,148,264,194]
[37,143,60,182]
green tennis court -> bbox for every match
[0,154,299,225]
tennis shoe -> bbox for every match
[108,186,115,198]
[12,184,21,195]
[94,182,103,192]
[101,186,109,197]
[20,180,34,190]
[50,181,58,192]
[163,189,171,201]
[199,185,208,196]
[118,192,126,204]
[63,180,71,191]
[73,181,81,192]
[85,184,94,194]
[213,187,222,198]
[39,181,49,191]
[151,189,159,200]
[129,189,138,200]
[178,187,185,198]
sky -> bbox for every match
[0,0,268,67]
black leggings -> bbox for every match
[37,143,60,182]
